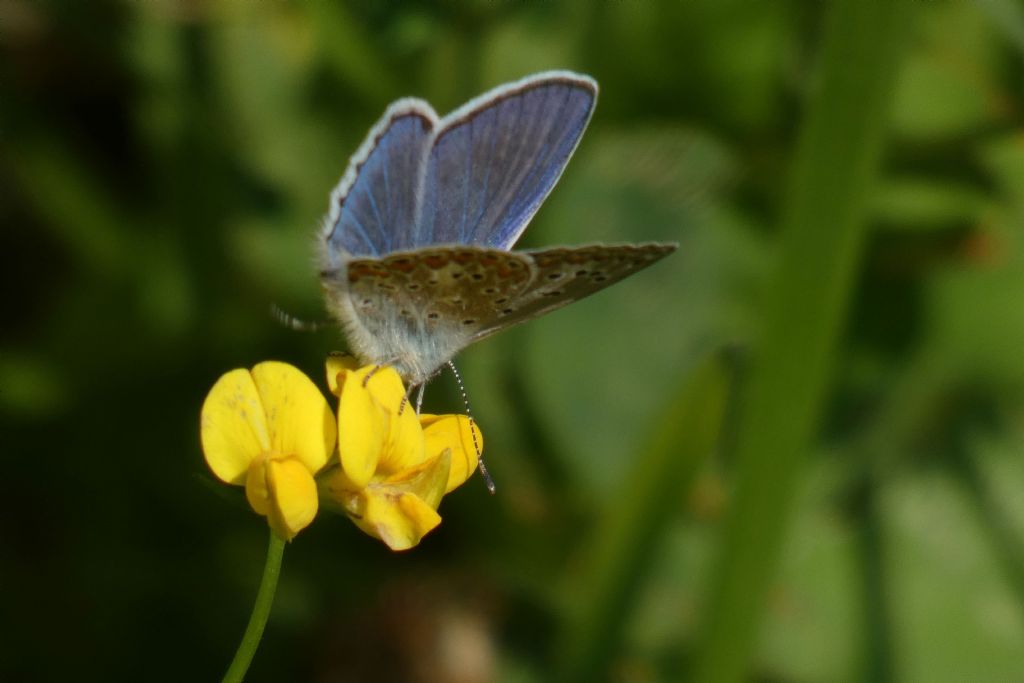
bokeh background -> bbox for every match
[4,0,1024,681]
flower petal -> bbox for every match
[321,466,364,519]
[384,448,451,510]
[250,362,335,475]
[245,455,271,515]
[201,369,271,484]
[247,454,319,540]
[265,456,319,541]
[420,414,482,492]
[363,367,426,474]
[361,365,407,407]
[381,403,427,475]
[337,366,387,488]
[361,487,442,551]
[325,353,361,396]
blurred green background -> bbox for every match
[4,0,1024,681]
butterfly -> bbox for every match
[317,71,677,388]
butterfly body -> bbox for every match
[318,72,676,386]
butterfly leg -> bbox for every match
[362,366,383,387]
[415,383,426,415]
[397,382,425,416]
[361,359,401,387]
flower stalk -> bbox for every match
[221,530,285,683]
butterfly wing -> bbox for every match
[327,243,676,383]
[415,72,597,250]
[320,99,439,264]
[468,243,678,343]
[327,246,536,383]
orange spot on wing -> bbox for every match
[388,257,416,273]
[348,263,390,283]
[423,253,449,269]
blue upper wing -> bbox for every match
[321,72,597,264]
[321,99,437,264]
[415,72,597,250]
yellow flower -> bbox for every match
[201,362,336,541]
[323,356,482,551]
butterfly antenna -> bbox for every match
[447,360,495,494]
[270,304,332,332]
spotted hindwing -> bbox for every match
[337,242,675,382]
[342,246,536,379]
[468,243,677,341]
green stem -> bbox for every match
[555,353,732,682]
[222,530,286,683]
[690,1,910,681]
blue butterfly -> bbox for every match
[318,71,676,387]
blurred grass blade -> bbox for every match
[977,0,1024,54]
[308,1,399,103]
[691,1,911,681]
[555,352,731,682]
[10,138,131,276]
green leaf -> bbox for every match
[692,1,911,680]
[555,353,731,682]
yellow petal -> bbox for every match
[201,369,271,484]
[321,466,364,519]
[380,402,427,475]
[360,487,442,551]
[421,414,482,492]
[361,365,407,407]
[245,455,272,516]
[337,366,387,488]
[322,454,448,550]
[265,456,319,541]
[250,362,335,475]
[325,353,361,396]
[384,448,451,510]
[246,454,319,540]
[362,367,426,474]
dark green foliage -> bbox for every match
[3,1,1024,680]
